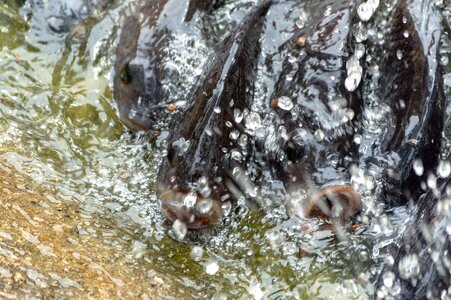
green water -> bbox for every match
[0,0,449,299]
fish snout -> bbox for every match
[304,183,361,221]
[159,190,225,229]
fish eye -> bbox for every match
[120,62,140,85]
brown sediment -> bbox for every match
[304,185,361,221]
[0,161,197,298]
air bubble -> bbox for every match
[413,159,424,176]
[197,199,213,214]
[275,96,294,111]
[183,192,197,207]
[357,2,376,22]
[353,22,368,42]
[245,112,261,130]
[191,246,203,261]
[205,261,219,275]
[234,108,243,123]
[172,220,187,240]
[355,43,365,59]
[398,254,420,279]
[345,72,362,92]
[229,130,239,140]
[438,160,451,178]
[314,129,325,142]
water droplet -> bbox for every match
[383,271,395,288]
[427,173,437,189]
[396,50,403,60]
[225,121,233,128]
[183,192,197,207]
[295,19,305,29]
[231,149,243,162]
[403,30,409,38]
[314,129,325,142]
[324,5,332,17]
[197,198,213,214]
[205,261,219,275]
[234,108,243,123]
[437,160,451,178]
[214,107,221,114]
[198,176,211,197]
[172,138,191,156]
[398,254,420,279]
[354,134,362,144]
[238,134,248,148]
[345,72,362,92]
[402,16,408,24]
[191,246,203,261]
[353,22,368,42]
[229,130,239,140]
[248,278,265,300]
[355,43,365,59]
[368,0,380,7]
[346,55,361,74]
[275,96,294,110]
[221,201,232,216]
[172,220,187,240]
[245,112,261,130]
[357,2,376,22]
[413,159,424,176]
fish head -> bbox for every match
[114,58,162,131]
[276,126,361,223]
[113,15,163,132]
[157,134,229,229]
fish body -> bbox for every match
[157,0,272,229]
[374,0,444,204]
[266,0,362,221]
[113,0,218,131]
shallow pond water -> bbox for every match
[0,0,450,299]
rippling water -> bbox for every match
[0,0,449,298]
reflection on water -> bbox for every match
[0,0,449,298]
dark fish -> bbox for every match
[113,0,219,131]
[157,0,272,229]
[374,179,451,299]
[266,0,362,221]
[374,0,444,204]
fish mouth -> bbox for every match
[158,190,225,229]
[304,183,361,221]
[119,109,155,132]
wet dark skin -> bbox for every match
[157,0,272,229]
[375,179,451,299]
[372,1,447,297]
[267,0,362,221]
[113,0,220,131]
[374,0,444,204]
